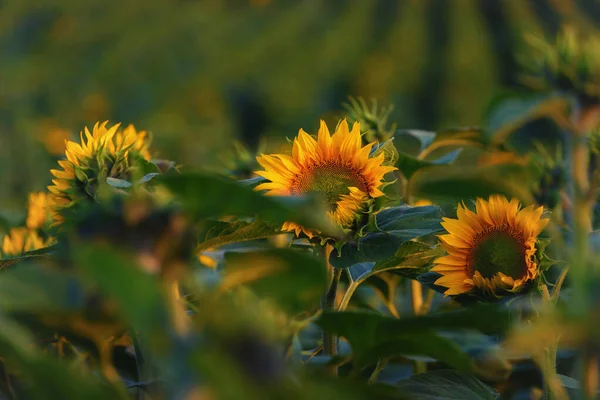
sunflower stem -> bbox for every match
[321,244,340,375]
[368,358,389,384]
[568,104,600,399]
[166,279,190,336]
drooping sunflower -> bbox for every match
[432,195,549,297]
[48,121,152,224]
[1,227,53,258]
[255,120,396,238]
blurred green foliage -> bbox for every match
[1,0,597,207]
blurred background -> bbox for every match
[1,0,599,209]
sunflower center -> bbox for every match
[469,229,527,280]
[290,163,368,210]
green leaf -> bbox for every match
[320,304,512,334]
[0,314,126,400]
[0,244,57,270]
[197,219,282,252]
[396,370,499,400]
[316,311,473,370]
[486,93,569,145]
[239,176,267,187]
[396,149,463,180]
[223,248,328,314]
[396,130,437,152]
[317,307,512,369]
[330,206,443,269]
[411,164,534,204]
[73,245,169,335]
[347,242,442,284]
[137,172,160,184]
[375,205,443,231]
[372,242,445,280]
[161,172,338,236]
[106,177,133,188]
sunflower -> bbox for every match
[432,195,549,297]
[48,121,152,224]
[26,192,52,229]
[1,227,53,258]
[255,120,396,238]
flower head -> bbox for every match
[255,120,396,238]
[48,121,152,224]
[26,192,52,229]
[1,227,53,258]
[523,26,600,101]
[432,195,549,297]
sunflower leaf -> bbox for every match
[411,164,534,203]
[106,177,133,188]
[223,248,327,314]
[395,370,499,400]
[316,307,511,370]
[395,149,463,180]
[161,172,339,236]
[396,130,437,152]
[196,219,282,252]
[485,93,570,145]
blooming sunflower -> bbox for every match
[255,120,396,238]
[1,227,53,258]
[48,121,152,224]
[432,195,549,297]
[26,192,52,229]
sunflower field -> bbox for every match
[3,1,600,400]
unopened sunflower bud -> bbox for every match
[522,26,600,105]
[343,97,397,144]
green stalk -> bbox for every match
[567,104,600,400]
[321,244,341,375]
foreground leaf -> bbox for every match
[330,206,443,269]
[395,149,463,180]
[485,93,569,145]
[0,314,126,400]
[396,370,499,400]
[196,220,281,252]
[317,306,511,369]
[411,164,534,204]
[223,248,328,314]
[162,172,337,235]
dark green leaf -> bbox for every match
[330,206,443,269]
[0,314,126,399]
[375,205,443,231]
[486,93,569,145]
[318,306,511,346]
[106,177,133,188]
[348,262,376,282]
[197,220,282,252]
[161,172,337,236]
[396,149,463,180]
[223,248,328,314]
[0,245,57,270]
[137,172,160,184]
[0,263,84,313]
[238,176,267,187]
[316,311,473,370]
[346,242,442,283]
[373,242,445,280]
[396,370,499,400]
[396,130,437,152]
[411,164,534,204]
[73,245,169,335]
